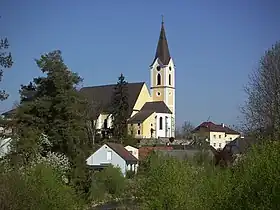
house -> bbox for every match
[125,145,139,159]
[86,143,138,176]
[223,136,258,155]
[79,18,176,138]
[192,122,240,150]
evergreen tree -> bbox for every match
[0,33,13,101]
[111,73,129,143]
[14,50,91,193]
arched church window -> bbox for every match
[169,74,171,85]
[157,73,161,85]
[159,117,163,130]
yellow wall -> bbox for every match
[168,88,174,105]
[128,112,155,138]
[193,128,240,149]
[131,83,152,117]
[142,112,156,138]
[151,87,165,101]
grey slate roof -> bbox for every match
[141,101,172,114]
[127,110,154,124]
[152,21,171,66]
[127,101,172,123]
[80,82,144,119]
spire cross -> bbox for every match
[161,15,164,24]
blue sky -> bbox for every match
[1,0,279,127]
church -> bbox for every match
[81,18,176,139]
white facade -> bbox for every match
[155,113,172,138]
[86,144,138,176]
[95,114,113,130]
[125,145,139,159]
[208,132,240,150]
[150,59,176,137]
[0,137,12,158]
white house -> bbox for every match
[86,143,138,176]
[125,145,139,159]
[192,121,240,150]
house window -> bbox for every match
[107,151,112,160]
[213,135,216,138]
[137,130,140,135]
[138,123,140,126]
[219,135,221,139]
[213,143,216,147]
[219,143,222,148]
[169,74,171,85]
[159,117,163,130]
[157,73,161,85]
[230,137,232,140]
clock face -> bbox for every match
[157,66,161,71]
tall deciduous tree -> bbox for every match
[14,50,90,191]
[0,34,13,101]
[111,73,129,143]
[242,41,280,139]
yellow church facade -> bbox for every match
[80,19,176,138]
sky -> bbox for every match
[1,0,280,127]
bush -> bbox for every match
[138,140,280,210]
[210,140,280,210]
[125,170,135,179]
[0,163,83,210]
[139,155,197,209]
[89,165,126,201]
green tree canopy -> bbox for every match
[13,50,91,192]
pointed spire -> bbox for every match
[152,15,171,66]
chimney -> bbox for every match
[221,123,225,127]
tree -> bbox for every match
[111,73,129,143]
[0,24,13,101]
[13,50,91,192]
[181,121,194,139]
[242,41,280,139]
[175,121,194,139]
[83,100,103,145]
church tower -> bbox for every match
[150,17,175,137]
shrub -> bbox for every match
[210,140,280,210]
[125,170,135,179]
[139,155,198,210]
[89,165,126,201]
[0,163,83,210]
[139,140,280,210]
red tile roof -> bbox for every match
[193,121,240,135]
[106,143,138,163]
[139,146,173,160]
